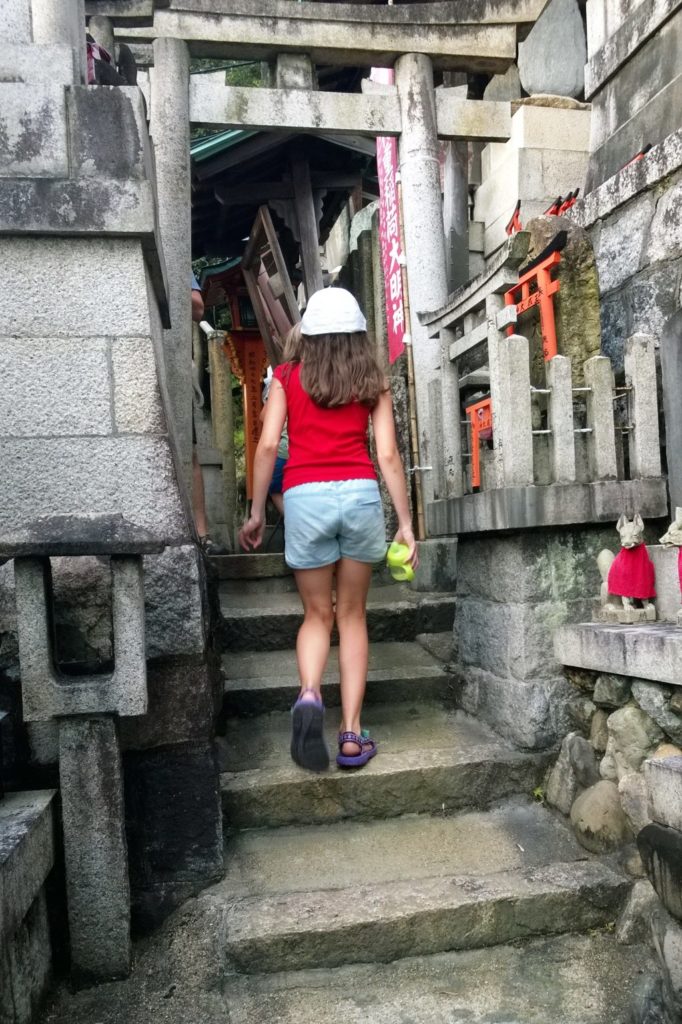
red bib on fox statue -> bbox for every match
[608,544,656,600]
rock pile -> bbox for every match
[547,669,682,1021]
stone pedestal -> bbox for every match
[59,717,131,981]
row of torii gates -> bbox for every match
[93,0,551,509]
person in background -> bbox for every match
[190,274,213,551]
[239,288,417,773]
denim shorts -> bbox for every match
[283,479,387,569]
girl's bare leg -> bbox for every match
[334,558,373,755]
[293,564,335,700]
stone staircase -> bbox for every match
[210,555,653,1020]
[41,553,658,1024]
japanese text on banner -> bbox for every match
[372,68,406,364]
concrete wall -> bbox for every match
[452,526,620,749]
[0,0,222,939]
[585,4,682,190]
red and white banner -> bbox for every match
[372,67,406,365]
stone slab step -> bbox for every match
[220,799,587,898]
[218,856,628,973]
[219,584,456,651]
[220,707,550,827]
[209,552,292,579]
[221,933,656,1024]
[221,640,453,715]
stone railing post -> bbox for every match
[584,355,617,479]
[490,332,534,487]
[547,355,576,483]
[14,554,149,981]
[485,293,506,489]
[625,333,661,479]
[440,326,465,498]
[428,378,445,498]
[150,37,193,493]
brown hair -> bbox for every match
[282,328,386,408]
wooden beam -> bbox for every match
[214,174,362,206]
[190,81,402,136]
[192,133,295,181]
[290,154,323,300]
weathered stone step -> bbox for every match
[218,855,627,974]
[220,707,549,827]
[219,583,456,651]
[220,799,586,898]
[221,640,452,716]
[221,932,656,1024]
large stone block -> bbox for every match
[124,741,223,930]
[600,703,665,782]
[67,85,148,180]
[647,176,682,265]
[645,755,682,832]
[0,790,55,940]
[632,681,682,746]
[518,0,586,97]
[0,43,74,85]
[595,193,655,293]
[0,337,112,437]
[0,83,68,177]
[0,891,52,1024]
[587,69,682,190]
[4,0,31,43]
[112,336,165,435]
[456,596,592,682]
[457,664,573,749]
[119,657,218,751]
[587,15,682,151]
[456,529,609,605]
[0,436,187,552]
[0,238,151,337]
[59,717,131,981]
[570,779,633,853]
[143,545,206,659]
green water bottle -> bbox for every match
[386,542,415,582]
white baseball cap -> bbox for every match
[300,287,367,336]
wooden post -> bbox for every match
[290,153,323,300]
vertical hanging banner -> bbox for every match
[372,67,406,364]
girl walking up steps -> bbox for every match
[239,288,417,772]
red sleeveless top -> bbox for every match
[273,362,376,491]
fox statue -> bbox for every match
[597,514,656,623]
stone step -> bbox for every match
[209,803,627,973]
[220,706,550,827]
[220,932,655,1024]
[218,583,456,651]
[221,640,453,716]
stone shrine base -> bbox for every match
[554,622,682,687]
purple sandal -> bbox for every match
[336,731,377,769]
[291,689,329,772]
